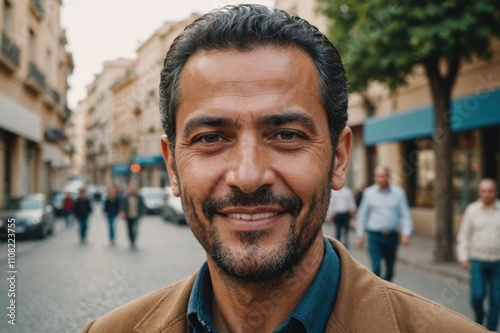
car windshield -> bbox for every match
[142,193,163,199]
[4,197,44,210]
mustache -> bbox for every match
[202,188,303,222]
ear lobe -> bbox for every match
[160,135,180,197]
[332,127,352,190]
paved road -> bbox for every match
[0,204,474,332]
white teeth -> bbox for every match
[228,212,278,220]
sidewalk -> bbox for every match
[324,225,470,285]
[397,233,469,285]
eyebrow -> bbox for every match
[258,112,319,134]
[182,112,320,137]
[183,115,240,137]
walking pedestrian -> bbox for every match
[62,192,75,228]
[82,5,487,332]
[326,186,356,248]
[119,183,145,248]
[457,178,500,331]
[356,165,413,281]
[103,187,121,245]
[73,188,92,244]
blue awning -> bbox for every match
[451,89,500,131]
[133,154,164,166]
[364,106,434,146]
[364,89,500,146]
[112,163,131,175]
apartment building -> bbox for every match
[82,58,134,186]
[66,99,87,177]
[0,0,73,206]
[275,0,500,236]
[109,14,199,188]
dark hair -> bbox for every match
[159,4,348,154]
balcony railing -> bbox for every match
[28,62,45,89]
[30,0,44,19]
[1,32,20,67]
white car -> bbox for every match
[139,187,165,214]
[161,186,186,225]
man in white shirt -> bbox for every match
[457,178,500,331]
[327,186,356,248]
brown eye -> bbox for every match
[199,134,222,143]
[276,131,298,140]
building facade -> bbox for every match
[0,0,73,206]
[275,0,500,236]
[83,58,134,186]
[107,14,199,188]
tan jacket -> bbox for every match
[83,238,488,333]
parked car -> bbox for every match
[139,187,165,214]
[0,194,56,239]
[161,186,186,225]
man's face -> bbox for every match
[478,181,497,206]
[374,169,390,189]
[162,46,351,281]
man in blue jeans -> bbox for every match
[356,166,413,281]
[73,188,92,244]
[457,178,500,331]
[103,187,121,245]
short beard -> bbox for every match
[177,158,334,283]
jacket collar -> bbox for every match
[133,237,399,333]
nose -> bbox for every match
[225,134,276,193]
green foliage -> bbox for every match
[316,0,500,92]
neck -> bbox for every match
[483,200,496,209]
[209,235,325,333]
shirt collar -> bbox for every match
[187,237,341,333]
[375,184,392,192]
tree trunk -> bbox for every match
[431,92,454,262]
[425,58,460,262]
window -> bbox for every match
[405,131,481,212]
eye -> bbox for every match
[275,131,299,140]
[197,134,223,143]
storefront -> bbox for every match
[363,89,500,235]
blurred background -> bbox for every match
[0,0,499,332]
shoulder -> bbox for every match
[389,185,405,195]
[82,274,196,333]
[327,238,487,332]
[363,185,378,195]
[463,200,483,217]
[385,283,487,332]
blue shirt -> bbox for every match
[356,184,413,237]
[187,237,340,333]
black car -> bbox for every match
[0,194,56,239]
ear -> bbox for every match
[331,127,352,190]
[161,135,180,197]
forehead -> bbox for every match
[479,181,496,191]
[177,46,322,118]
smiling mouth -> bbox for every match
[227,212,279,221]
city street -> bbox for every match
[1,203,473,333]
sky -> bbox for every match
[61,0,275,109]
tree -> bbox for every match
[316,0,500,261]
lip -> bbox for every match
[217,207,286,231]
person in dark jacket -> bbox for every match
[120,183,145,248]
[73,188,92,243]
[103,187,121,245]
